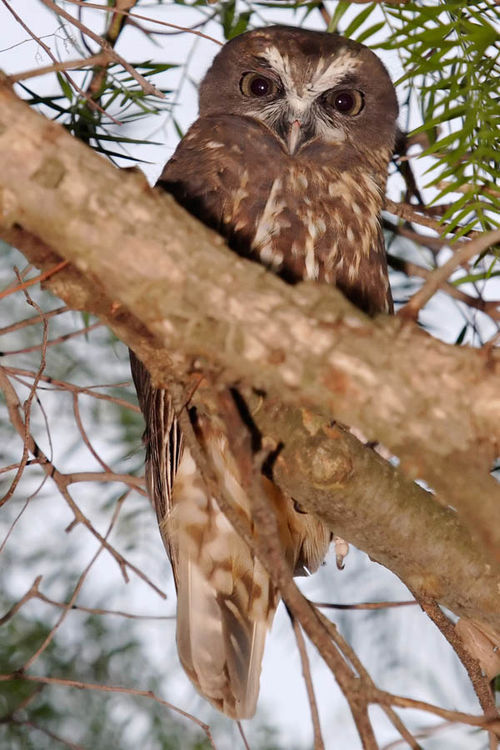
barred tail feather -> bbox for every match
[177,551,272,718]
[168,447,277,719]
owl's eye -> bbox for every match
[324,89,364,116]
[240,72,277,98]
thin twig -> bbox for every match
[60,0,223,46]
[387,253,500,320]
[0,306,68,335]
[11,718,85,750]
[1,0,111,116]
[22,491,128,670]
[313,600,416,611]
[0,674,216,748]
[379,691,500,732]
[414,594,498,721]
[398,228,500,320]
[2,321,102,356]
[0,261,69,299]
[0,367,165,598]
[236,721,251,750]
[5,367,140,412]
[384,198,478,237]
[291,614,325,750]
[0,274,50,509]
[8,52,109,83]
[39,0,166,98]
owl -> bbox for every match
[130,25,398,719]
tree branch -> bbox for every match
[0,79,499,632]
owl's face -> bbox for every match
[199,26,398,159]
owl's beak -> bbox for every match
[287,119,302,155]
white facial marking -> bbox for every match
[262,46,293,88]
[315,122,346,143]
[262,45,360,121]
[311,51,360,95]
[286,94,310,116]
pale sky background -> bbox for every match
[0,3,496,749]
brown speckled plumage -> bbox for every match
[131,25,398,719]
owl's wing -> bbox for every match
[130,350,330,718]
[129,351,182,561]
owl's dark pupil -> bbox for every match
[250,77,270,96]
[334,92,354,112]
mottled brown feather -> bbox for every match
[131,24,398,719]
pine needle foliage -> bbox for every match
[381,0,500,239]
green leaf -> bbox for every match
[343,3,377,38]
[355,22,385,45]
[327,1,350,33]
[56,72,74,103]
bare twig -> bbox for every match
[1,0,112,116]
[0,576,173,624]
[0,306,68,335]
[0,674,216,748]
[0,367,165,598]
[10,718,85,750]
[291,614,325,750]
[0,272,50,509]
[236,721,251,750]
[60,0,223,46]
[21,491,127,670]
[398,228,500,320]
[5,367,140,413]
[414,595,498,721]
[0,576,43,626]
[379,691,500,732]
[387,253,500,319]
[314,599,416,610]
[38,0,170,97]
[7,52,109,83]
[2,321,102,356]
[0,260,69,300]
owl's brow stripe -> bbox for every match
[262,45,361,101]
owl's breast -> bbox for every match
[243,159,391,313]
[160,114,392,314]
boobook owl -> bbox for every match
[131,25,398,719]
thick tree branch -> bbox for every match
[0,80,499,631]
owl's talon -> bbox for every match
[333,535,349,570]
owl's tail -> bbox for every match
[166,444,278,718]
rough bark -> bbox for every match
[0,77,499,629]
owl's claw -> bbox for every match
[333,535,349,570]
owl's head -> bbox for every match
[199,25,398,158]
